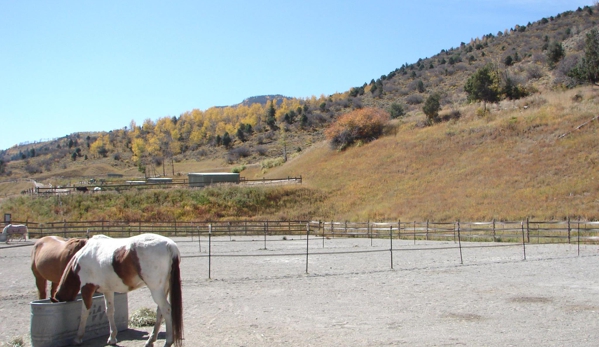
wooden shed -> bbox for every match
[188,173,240,187]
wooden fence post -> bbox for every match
[398,220,401,240]
[331,221,334,239]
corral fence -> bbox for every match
[12,218,599,245]
[8,218,599,278]
[28,176,303,195]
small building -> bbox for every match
[188,173,240,187]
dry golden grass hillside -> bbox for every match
[268,86,599,221]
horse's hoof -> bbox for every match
[73,338,83,345]
[107,337,118,345]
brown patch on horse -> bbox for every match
[52,262,82,302]
[63,239,87,260]
[80,283,98,310]
[112,246,142,290]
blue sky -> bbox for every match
[0,0,590,151]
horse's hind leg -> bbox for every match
[148,288,172,347]
[145,306,164,347]
[32,268,47,299]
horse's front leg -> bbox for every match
[74,284,97,345]
[103,291,118,345]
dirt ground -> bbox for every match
[1,236,599,346]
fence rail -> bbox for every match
[8,218,599,245]
[30,176,303,195]
[6,218,599,279]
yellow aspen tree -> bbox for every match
[131,138,146,162]
[142,118,155,134]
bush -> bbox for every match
[324,108,390,150]
[405,94,424,105]
[24,163,42,174]
[261,157,285,169]
[423,93,441,124]
[230,146,251,158]
[546,42,565,68]
[389,103,405,119]
[256,146,268,156]
[526,65,544,80]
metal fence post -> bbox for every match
[368,220,372,247]
[263,222,267,250]
[521,221,527,261]
[457,220,463,265]
[321,221,325,248]
[413,221,416,245]
[389,226,394,269]
[208,224,212,279]
[305,223,310,274]
[197,226,201,253]
[577,218,580,256]
[567,217,571,244]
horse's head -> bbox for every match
[51,258,81,303]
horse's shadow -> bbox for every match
[75,328,165,346]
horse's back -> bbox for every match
[32,236,85,283]
[76,233,179,293]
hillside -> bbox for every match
[269,86,598,221]
[0,5,598,222]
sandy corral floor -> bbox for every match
[1,235,599,346]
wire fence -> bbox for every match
[8,218,598,279]
[14,218,599,243]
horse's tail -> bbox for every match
[170,254,184,347]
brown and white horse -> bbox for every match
[1,224,28,243]
[52,233,184,347]
[31,236,88,299]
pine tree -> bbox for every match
[569,28,599,84]
[464,63,501,112]
[423,94,441,125]
[266,101,277,129]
